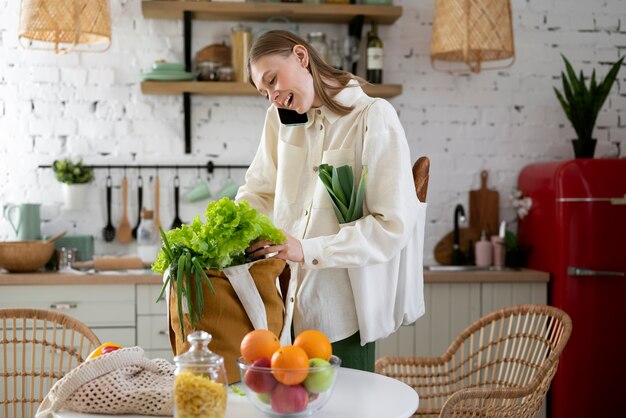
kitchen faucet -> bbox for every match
[451,204,466,265]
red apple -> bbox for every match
[270,383,309,414]
[244,357,277,394]
[101,345,121,355]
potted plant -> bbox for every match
[554,54,624,158]
[52,158,94,210]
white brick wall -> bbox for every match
[0,0,625,264]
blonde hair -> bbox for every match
[248,30,361,116]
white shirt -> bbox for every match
[236,81,419,343]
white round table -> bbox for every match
[53,367,418,418]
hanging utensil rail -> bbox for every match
[38,161,248,174]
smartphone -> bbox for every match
[278,108,308,126]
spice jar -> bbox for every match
[173,331,228,418]
[197,61,221,82]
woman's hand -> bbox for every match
[247,232,304,263]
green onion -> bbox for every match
[318,164,367,224]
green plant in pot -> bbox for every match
[554,54,624,158]
[52,158,94,210]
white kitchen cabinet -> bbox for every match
[136,284,173,361]
[376,281,548,358]
[0,285,137,348]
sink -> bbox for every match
[425,265,515,272]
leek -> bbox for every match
[318,164,367,224]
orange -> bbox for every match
[270,345,309,385]
[293,329,332,361]
[240,329,280,364]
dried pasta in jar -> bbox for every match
[174,371,227,418]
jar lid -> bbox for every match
[231,24,251,33]
[307,31,326,40]
[174,331,224,366]
[197,60,222,69]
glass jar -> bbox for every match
[328,38,343,70]
[173,331,228,418]
[217,66,235,82]
[230,24,252,82]
[197,61,221,82]
[307,31,329,64]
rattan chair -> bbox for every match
[0,308,101,418]
[376,304,572,418]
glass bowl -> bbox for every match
[236,355,341,417]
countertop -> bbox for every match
[0,268,549,285]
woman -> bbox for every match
[236,30,421,372]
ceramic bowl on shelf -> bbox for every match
[236,355,341,417]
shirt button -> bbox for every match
[290,297,294,303]
[313,166,318,172]
[304,209,308,216]
[316,109,321,115]
[319,125,323,131]
[312,259,319,265]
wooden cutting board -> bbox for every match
[469,170,499,238]
[434,227,482,265]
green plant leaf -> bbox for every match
[336,165,354,205]
[175,265,185,341]
[555,54,623,142]
[156,273,171,303]
[331,166,348,207]
[352,166,368,220]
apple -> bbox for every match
[270,383,309,414]
[303,358,334,393]
[244,357,277,394]
[101,345,122,355]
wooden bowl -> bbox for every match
[0,240,55,272]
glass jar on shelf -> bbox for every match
[217,66,235,82]
[173,331,228,418]
[328,38,343,70]
[197,60,221,82]
[307,31,329,64]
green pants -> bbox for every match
[331,332,375,372]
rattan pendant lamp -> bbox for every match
[430,0,515,73]
[19,0,111,53]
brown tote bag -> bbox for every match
[168,258,286,383]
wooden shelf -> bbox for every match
[142,1,402,25]
[141,81,403,98]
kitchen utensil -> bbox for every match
[117,175,133,243]
[154,175,161,230]
[102,175,116,242]
[0,240,55,272]
[132,175,143,239]
[3,203,42,241]
[171,175,183,229]
[45,231,67,244]
[434,227,481,265]
[469,170,500,237]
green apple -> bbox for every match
[303,358,334,393]
[256,392,270,405]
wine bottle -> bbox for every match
[366,22,383,84]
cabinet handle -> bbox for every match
[568,267,624,277]
[50,303,78,310]
[158,330,168,335]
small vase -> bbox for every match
[62,183,89,210]
[571,139,597,159]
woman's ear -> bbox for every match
[293,44,310,69]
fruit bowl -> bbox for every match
[237,355,341,417]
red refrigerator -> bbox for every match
[518,159,626,418]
